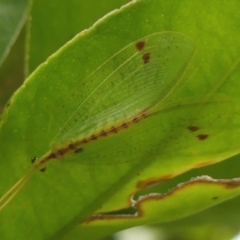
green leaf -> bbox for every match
[27,0,130,75]
[0,0,28,67]
[0,28,25,112]
[159,154,240,240]
[1,0,240,240]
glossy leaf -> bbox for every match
[27,0,130,74]
[0,0,28,66]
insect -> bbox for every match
[0,31,230,212]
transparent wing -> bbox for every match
[51,32,196,147]
[63,96,234,165]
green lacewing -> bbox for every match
[0,32,230,211]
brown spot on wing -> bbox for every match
[187,126,199,132]
[142,53,150,64]
[136,41,146,51]
[197,134,208,140]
